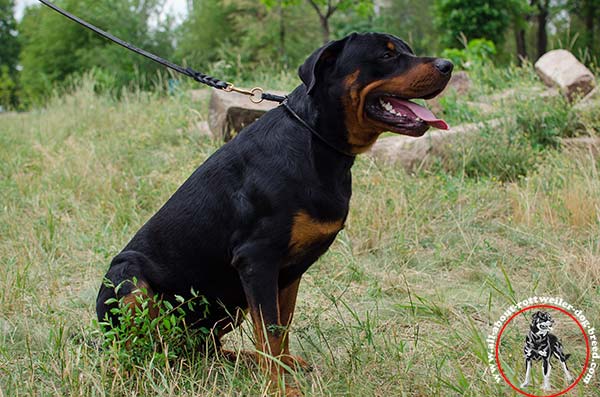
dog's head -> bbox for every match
[531,311,554,335]
[298,32,452,153]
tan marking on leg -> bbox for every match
[279,278,311,371]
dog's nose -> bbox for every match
[433,59,453,75]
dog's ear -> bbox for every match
[298,35,351,95]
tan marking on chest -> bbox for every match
[289,211,343,255]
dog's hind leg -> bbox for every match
[520,359,532,388]
[96,251,159,328]
[542,358,552,391]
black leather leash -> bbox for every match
[38,0,355,157]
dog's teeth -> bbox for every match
[380,100,394,113]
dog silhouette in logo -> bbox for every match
[520,311,574,391]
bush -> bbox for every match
[431,120,541,182]
[98,280,211,369]
[429,94,578,182]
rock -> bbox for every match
[446,71,471,95]
[535,50,596,101]
[208,88,287,141]
[562,136,600,158]
[368,118,506,170]
[573,87,600,112]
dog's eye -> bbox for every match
[381,51,395,59]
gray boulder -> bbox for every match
[535,50,596,101]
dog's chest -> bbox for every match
[287,211,344,258]
[525,332,551,359]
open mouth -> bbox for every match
[365,94,448,137]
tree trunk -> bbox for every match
[536,0,549,59]
[584,0,594,51]
[319,15,330,44]
[278,0,286,60]
[515,28,527,65]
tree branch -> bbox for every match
[326,0,338,18]
[306,0,325,19]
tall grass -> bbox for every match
[0,72,599,396]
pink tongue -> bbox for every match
[387,97,449,130]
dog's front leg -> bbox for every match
[236,257,300,396]
[279,277,310,371]
[520,358,532,388]
[542,358,552,391]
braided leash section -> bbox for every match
[184,68,229,90]
[185,67,286,103]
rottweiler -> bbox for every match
[96,32,452,394]
[520,311,574,391]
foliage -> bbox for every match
[375,0,437,54]
[442,38,497,69]
[5,0,600,108]
[429,79,581,182]
[261,0,374,43]
[565,0,600,61]
[177,0,324,80]
[433,0,518,48]
[175,0,237,71]
[0,0,19,73]
[99,280,211,369]
[18,0,175,106]
[0,65,16,110]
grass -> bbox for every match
[1,69,599,396]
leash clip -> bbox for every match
[224,84,264,104]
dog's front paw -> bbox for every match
[280,354,313,372]
[520,381,530,388]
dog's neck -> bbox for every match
[286,86,355,176]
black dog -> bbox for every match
[520,311,574,390]
[96,32,452,394]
